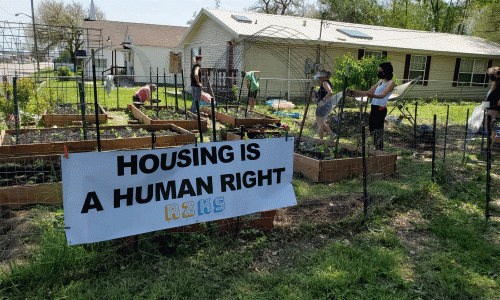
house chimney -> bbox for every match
[89,0,96,21]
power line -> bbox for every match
[0,5,15,17]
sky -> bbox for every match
[0,0,315,27]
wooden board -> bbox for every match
[201,105,280,128]
[42,103,108,127]
[130,105,208,131]
[0,124,195,156]
[0,182,62,205]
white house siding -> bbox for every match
[131,45,177,84]
[391,52,498,100]
[181,17,234,85]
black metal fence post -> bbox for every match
[486,115,492,224]
[181,69,187,119]
[431,114,437,182]
[116,75,120,109]
[151,132,156,150]
[462,108,470,163]
[362,125,367,218]
[13,76,19,144]
[174,73,178,111]
[414,102,418,141]
[92,49,101,152]
[443,105,449,165]
[78,79,87,140]
[156,67,159,100]
[164,68,167,106]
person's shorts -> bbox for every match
[248,90,257,99]
[132,94,142,102]
[315,98,333,118]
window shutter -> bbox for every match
[403,54,411,83]
[382,51,387,58]
[358,49,364,60]
[485,59,493,87]
[452,58,461,87]
[423,56,432,86]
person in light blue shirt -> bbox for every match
[348,62,395,150]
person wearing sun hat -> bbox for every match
[313,69,336,140]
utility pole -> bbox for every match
[30,0,40,81]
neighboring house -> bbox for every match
[83,20,187,83]
[180,9,500,101]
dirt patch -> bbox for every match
[51,103,96,115]
[275,195,363,226]
[0,208,40,269]
[295,140,365,160]
[217,107,274,119]
[2,127,177,145]
[139,107,196,121]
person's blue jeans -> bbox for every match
[191,86,202,114]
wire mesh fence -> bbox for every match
[1,21,497,274]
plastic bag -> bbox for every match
[468,101,490,132]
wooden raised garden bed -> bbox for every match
[293,135,397,182]
[0,124,195,156]
[129,104,207,132]
[228,132,396,182]
[42,103,108,127]
[0,182,62,206]
[202,105,280,128]
[0,125,196,205]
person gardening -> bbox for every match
[243,70,260,110]
[347,62,395,150]
[133,84,157,105]
[313,69,336,140]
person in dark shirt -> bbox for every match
[190,55,202,114]
[486,66,500,145]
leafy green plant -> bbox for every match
[56,67,74,80]
[330,54,397,93]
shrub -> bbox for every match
[330,54,398,92]
[0,78,35,118]
[56,67,73,80]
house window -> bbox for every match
[191,47,201,65]
[364,50,382,58]
[409,55,427,84]
[458,59,487,86]
[96,59,107,69]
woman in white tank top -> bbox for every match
[347,62,395,150]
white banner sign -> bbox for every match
[62,138,296,245]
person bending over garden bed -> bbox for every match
[133,84,157,105]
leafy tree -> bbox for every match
[468,2,500,43]
[35,0,105,59]
[329,54,392,92]
[319,0,384,25]
[248,0,314,16]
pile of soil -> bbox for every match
[2,127,177,145]
[275,195,363,226]
[0,208,39,268]
[216,107,273,119]
[140,107,196,121]
[51,103,96,115]
[0,160,61,187]
[295,140,364,160]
